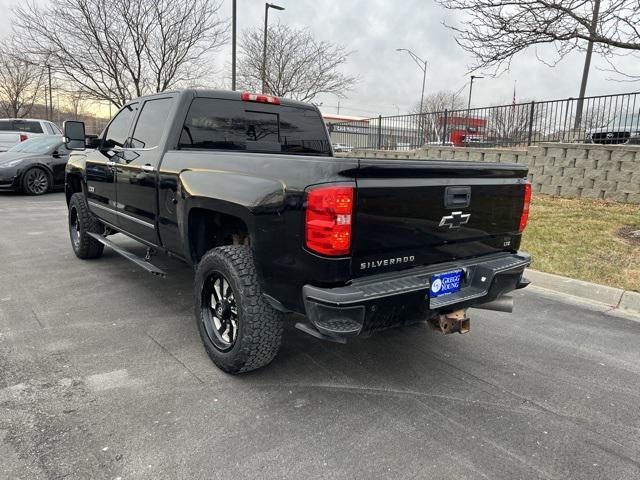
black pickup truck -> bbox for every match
[63,90,531,374]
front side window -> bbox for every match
[178,98,331,155]
[103,103,138,149]
[129,97,175,149]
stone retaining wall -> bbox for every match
[345,143,640,204]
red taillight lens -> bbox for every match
[519,182,532,232]
[241,91,281,105]
[19,134,28,142]
[305,186,354,256]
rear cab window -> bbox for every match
[130,97,175,149]
[178,98,331,156]
[12,121,43,134]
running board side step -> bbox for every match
[87,232,166,277]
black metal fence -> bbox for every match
[327,91,640,150]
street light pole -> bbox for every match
[231,0,237,91]
[574,0,601,130]
[467,75,483,113]
[451,82,468,110]
[262,3,284,94]
[396,48,427,145]
[396,48,427,114]
[47,64,52,122]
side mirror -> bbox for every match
[85,135,101,149]
[64,121,86,150]
[52,150,61,158]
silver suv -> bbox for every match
[0,119,63,152]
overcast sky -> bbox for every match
[1,0,639,118]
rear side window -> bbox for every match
[0,121,13,130]
[130,97,175,149]
[178,98,331,155]
[12,121,43,133]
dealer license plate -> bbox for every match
[430,269,463,298]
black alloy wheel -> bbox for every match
[194,245,283,374]
[67,192,104,259]
[69,205,81,249]
[201,272,239,351]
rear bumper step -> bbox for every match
[302,251,530,338]
[87,232,166,277]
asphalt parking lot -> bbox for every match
[1,192,640,480]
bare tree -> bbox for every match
[13,0,228,107]
[412,90,467,114]
[237,23,357,102]
[66,90,87,119]
[486,101,538,144]
[0,44,44,118]
[436,0,640,77]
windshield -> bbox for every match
[607,113,640,127]
[9,136,62,153]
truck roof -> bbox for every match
[131,89,318,111]
[0,118,52,122]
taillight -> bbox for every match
[241,91,281,105]
[519,182,532,232]
[19,134,28,142]
[305,186,354,256]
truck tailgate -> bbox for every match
[352,159,528,277]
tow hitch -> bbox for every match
[429,309,470,334]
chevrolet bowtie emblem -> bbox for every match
[439,211,471,229]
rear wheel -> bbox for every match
[22,168,49,195]
[68,193,104,259]
[194,245,283,374]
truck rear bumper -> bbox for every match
[302,251,531,338]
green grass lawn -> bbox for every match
[521,195,640,292]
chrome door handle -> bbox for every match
[106,161,117,167]
[140,164,155,172]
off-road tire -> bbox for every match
[22,167,50,195]
[195,245,283,374]
[68,193,104,259]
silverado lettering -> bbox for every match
[360,256,416,270]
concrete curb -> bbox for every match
[525,269,640,315]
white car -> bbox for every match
[332,143,353,152]
[0,119,63,152]
[395,142,414,151]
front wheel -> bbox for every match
[22,167,50,195]
[194,246,283,374]
[68,193,104,259]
